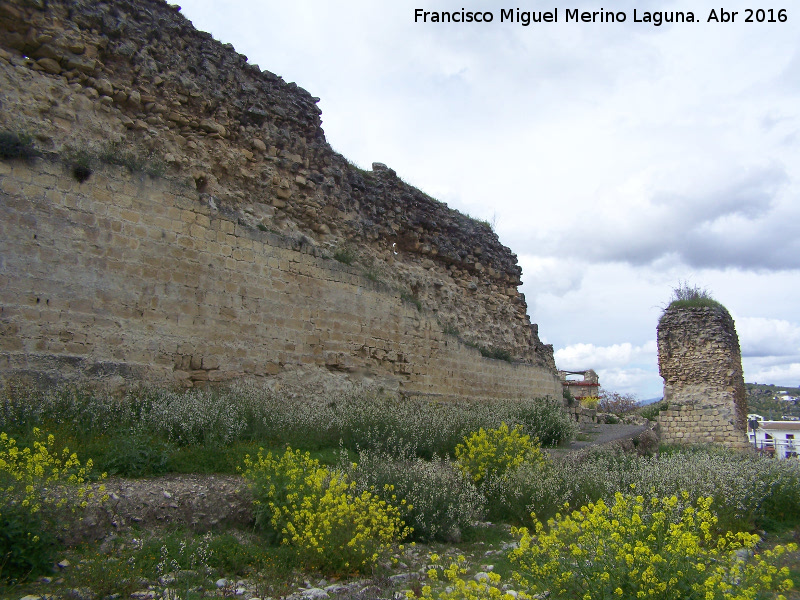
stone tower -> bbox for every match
[656,305,749,448]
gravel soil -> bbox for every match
[70,474,253,544]
[568,423,650,449]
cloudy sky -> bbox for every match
[176,1,800,399]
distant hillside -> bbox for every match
[746,383,800,419]
[639,397,663,406]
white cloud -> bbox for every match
[554,341,661,398]
[738,317,800,387]
[736,317,800,358]
[518,256,583,298]
[598,368,661,398]
[743,361,800,388]
[555,341,657,371]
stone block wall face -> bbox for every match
[0,159,563,401]
[656,306,749,448]
[0,0,563,399]
[0,0,557,368]
[566,405,599,425]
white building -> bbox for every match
[747,414,799,459]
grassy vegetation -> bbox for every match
[97,140,167,177]
[0,382,575,475]
[640,399,669,421]
[455,209,496,232]
[345,157,373,179]
[664,281,728,312]
[1,382,798,598]
[61,140,166,183]
[47,529,300,600]
[362,265,383,282]
[479,346,513,362]
[400,290,422,311]
[332,243,356,265]
[439,320,460,336]
[461,340,514,363]
[0,131,40,161]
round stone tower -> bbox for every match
[656,305,749,448]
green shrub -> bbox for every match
[242,447,410,575]
[640,400,668,421]
[72,160,93,183]
[97,141,165,177]
[61,141,166,183]
[598,390,639,414]
[205,533,274,577]
[0,501,57,585]
[455,423,544,484]
[508,445,800,531]
[132,530,295,589]
[401,290,422,311]
[363,266,383,282]
[0,383,127,438]
[563,388,576,406]
[346,446,485,542]
[479,346,513,362]
[510,493,797,600]
[63,548,144,600]
[333,244,356,265]
[422,554,511,600]
[440,321,460,336]
[0,131,40,161]
[0,429,104,583]
[478,460,549,527]
[165,441,262,475]
[97,427,172,477]
[499,395,576,447]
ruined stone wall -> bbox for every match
[559,369,599,401]
[0,0,561,399]
[656,305,749,448]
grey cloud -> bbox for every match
[737,317,800,358]
[651,166,782,220]
[516,164,797,270]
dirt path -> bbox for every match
[569,423,651,449]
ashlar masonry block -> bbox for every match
[657,305,749,449]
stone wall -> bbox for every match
[566,404,599,425]
[0,0,562,400]
[656,305,749,448]
[0,0,554,366]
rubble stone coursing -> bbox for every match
[0,0,561,400]
[656,305,749,448]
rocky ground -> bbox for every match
[567,422,651,450]
[10,521,521,600]
[69,474,254,545]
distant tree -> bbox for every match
[598,390,639,415]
